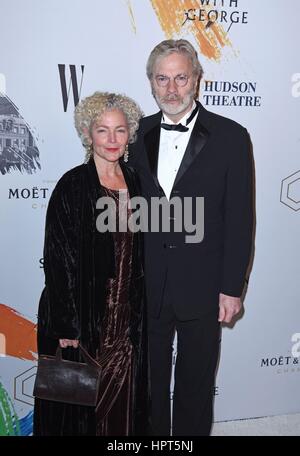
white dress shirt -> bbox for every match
[158,101,198,199]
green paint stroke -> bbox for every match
[0,382,20,436]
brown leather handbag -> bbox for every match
[33,344,102,407]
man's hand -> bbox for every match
[218,293,242,323]
[59,339,79,348]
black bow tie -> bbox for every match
[161,103,199,133]
[161,123,188,132]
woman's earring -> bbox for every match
[124,144,129,162]
[84,142,93,163]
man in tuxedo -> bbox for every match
[130,39,253,436]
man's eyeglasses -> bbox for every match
[154,74,190,87]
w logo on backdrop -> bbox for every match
[58,64,85,112]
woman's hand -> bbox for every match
[59,339,79,348]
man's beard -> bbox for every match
[153,87,195,117]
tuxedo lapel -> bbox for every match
[173,104,210,188]
[142,104,211,192]
[144,114,162,191]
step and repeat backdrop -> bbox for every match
[0,0,299,435]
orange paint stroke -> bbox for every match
[150,0,232,60]
[126,0,137,33]
[211,22,227,47]
[0,304,37,361]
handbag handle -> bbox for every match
[55,343,100,369]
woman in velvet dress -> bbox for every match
[33,92,149,436]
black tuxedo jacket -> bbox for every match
[130,102,253,320]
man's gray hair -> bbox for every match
[146,39,203,81]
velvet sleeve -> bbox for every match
[42,176,80,339]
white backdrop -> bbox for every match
[0,0,299,435]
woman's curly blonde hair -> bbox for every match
[74,91,143,161]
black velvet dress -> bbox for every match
[96,188,134,435]
[33,158,149,436]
